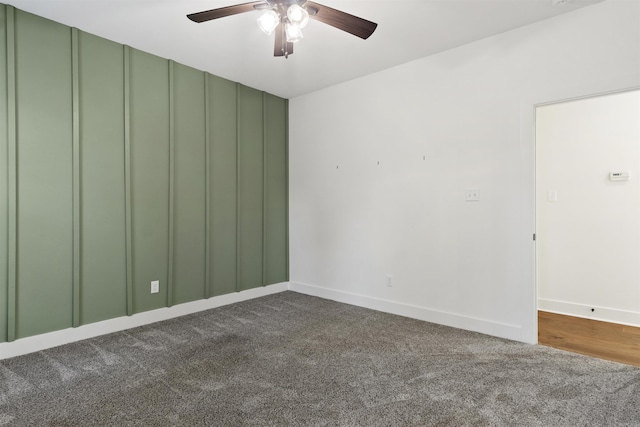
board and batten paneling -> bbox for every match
[77,31,127,325]
[172,62,207,305]
[264,94,288,285]
[209,75,239,297]
[0,4,288,343]
[129,48,171,314]
[237,85,264,291]
[15,9,74,339]
[0,4,8,342]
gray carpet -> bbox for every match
[0,291,638,426]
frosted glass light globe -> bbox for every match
[287,4,309,29]
[285,23,303,43]
[257,10,280,35]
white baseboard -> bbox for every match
[0,283,289,360]
[538,298,640,327]
[1,281,536,360]
[289,281,525,342]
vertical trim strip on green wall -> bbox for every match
[167,60,175,307]
[285,99,290,280]
[123,45,133,316]
[6,5,17,342]
[235,83,241,293]
[204,73,211,299]
[71,27,81,327]
[262,92,267,287]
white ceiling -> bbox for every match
[5,0,603,99]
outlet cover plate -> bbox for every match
[465,189,480,202]
[151,280,160,294]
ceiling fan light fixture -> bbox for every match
[257,10,280,35]
[285,23,304,43]
[287,4,309,28]
[187,1,378,58]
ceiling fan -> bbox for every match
[187,1,378,58]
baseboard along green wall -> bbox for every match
[0,4,289,342]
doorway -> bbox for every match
[535,89,640,366]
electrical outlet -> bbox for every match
[465,189,480,202]
[151,280,160,294]
[386,275,393,287]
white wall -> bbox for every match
[289,0,640,344]
[537,90,640,326]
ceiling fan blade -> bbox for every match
[187,1,267,23]
[274,23,294,58]
[305,1,377,40]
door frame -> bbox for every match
[529,84,640,344]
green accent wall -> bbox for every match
[264,94,289,285]
[208,75,238,297]
[0,4,288,342]
[77,31,127,325]
[15,10,73,338]
[0,5,8,342]
[237,85,264,291]
[129,48,171,314]
[172,62,206,305]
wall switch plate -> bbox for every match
[465,189,480,202]
[386,275,393,287]
[151,280,160,294]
